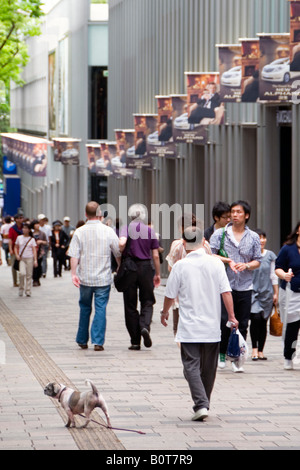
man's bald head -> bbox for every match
[85,201,99,219]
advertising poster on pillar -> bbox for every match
[289,0,300,101]
[171,94,190,143]
[86,144,100,174]
[53,138,80,165]
[132,115,153,169]
[217,45,242,102]
[115,130,135,176]
[259,33,292,101]
[152,96,176,158]
[240,39,260,102]
[1,134,48,177]
[97,142,114,176]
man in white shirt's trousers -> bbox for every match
[161,225,238,421]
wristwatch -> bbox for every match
[246,263,251,270]
[160,309,168,315]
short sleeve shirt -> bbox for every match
[209,223,262,291]
[165,248,231,343]
[120,221,159,259]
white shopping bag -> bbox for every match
[236,329,249,368]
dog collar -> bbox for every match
[57,386,67,402]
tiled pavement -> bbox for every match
[1,257,300,451]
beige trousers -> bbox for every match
[19,258,34,296]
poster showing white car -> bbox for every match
[258,33,293,101]
[217,44,242,102]
[261,58,291,83]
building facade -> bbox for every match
[107,0,300,262]
[8,0,109,222]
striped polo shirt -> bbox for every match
[68,220,121,287]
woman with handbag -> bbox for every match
[250,229,278,360]
[275,221,300,370]
[14,223,38,297]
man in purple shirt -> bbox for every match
[119,204,161,350]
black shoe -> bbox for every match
[128,345,140,351]
[141,328,152,348]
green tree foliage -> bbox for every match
[0,0,44,86]
[0,0,44,177]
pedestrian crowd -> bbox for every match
[0,213,76,297]
[1,198,300,423]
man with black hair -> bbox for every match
[161,225,238,421]
[210,200,262,372]
[204,201,231,242]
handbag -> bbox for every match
[13,238,32,272]
[114,235,137,292]
[269,306,283,337]
[226,328,241,361]
[218,228,228,258]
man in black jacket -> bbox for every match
[188,83,221,124]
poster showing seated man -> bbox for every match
[151,96,176,158]
[240,38,260,102]
[258,33,296,102]
[131,114,154,169]
[86,144,99,174]
[96,142,114,176]
[217,44,242,102]
[114,130,135,176]
[185,72,225,144]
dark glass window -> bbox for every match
[88,66,108,140]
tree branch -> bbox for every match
[0,23,16,53]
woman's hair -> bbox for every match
[179,213,203,234]
[254,228,267,238]
[23,223,33,237]
[128,203,147,222]
[284,221,300,246]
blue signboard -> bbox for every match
[3,175,21,217]
[3,156,17,175]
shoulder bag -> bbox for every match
[218,227,228,258]
[13,238,32,271]
[114,234,137,292]
[269,306,283,337]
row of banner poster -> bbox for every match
[88,1,300,174]
[219,1,300,103]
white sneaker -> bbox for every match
[284,359,293,370]
[218,353,226,369]
[192,408,208,421]
[231,361,244,373]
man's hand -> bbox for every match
[72,274,80,288]
[160,311,169,327]
[154,274,161,288]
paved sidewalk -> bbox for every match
[1,257,300,451]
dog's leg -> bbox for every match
[80,408,91,429]
[97,397,111,428]
[66,409,76,428]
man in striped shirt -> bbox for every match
[69,201,121,351]
[210,200,261,372]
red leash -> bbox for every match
[79,414,146,435]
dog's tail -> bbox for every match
[85,379,99,397]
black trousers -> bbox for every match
[284,320,300,360]
[123,260,156,346]
[250,313,267,352]
[220,290,252,354]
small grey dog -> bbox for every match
[44,379,111,429]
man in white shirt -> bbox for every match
[68,201,121,351]
[161,225,238,421]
